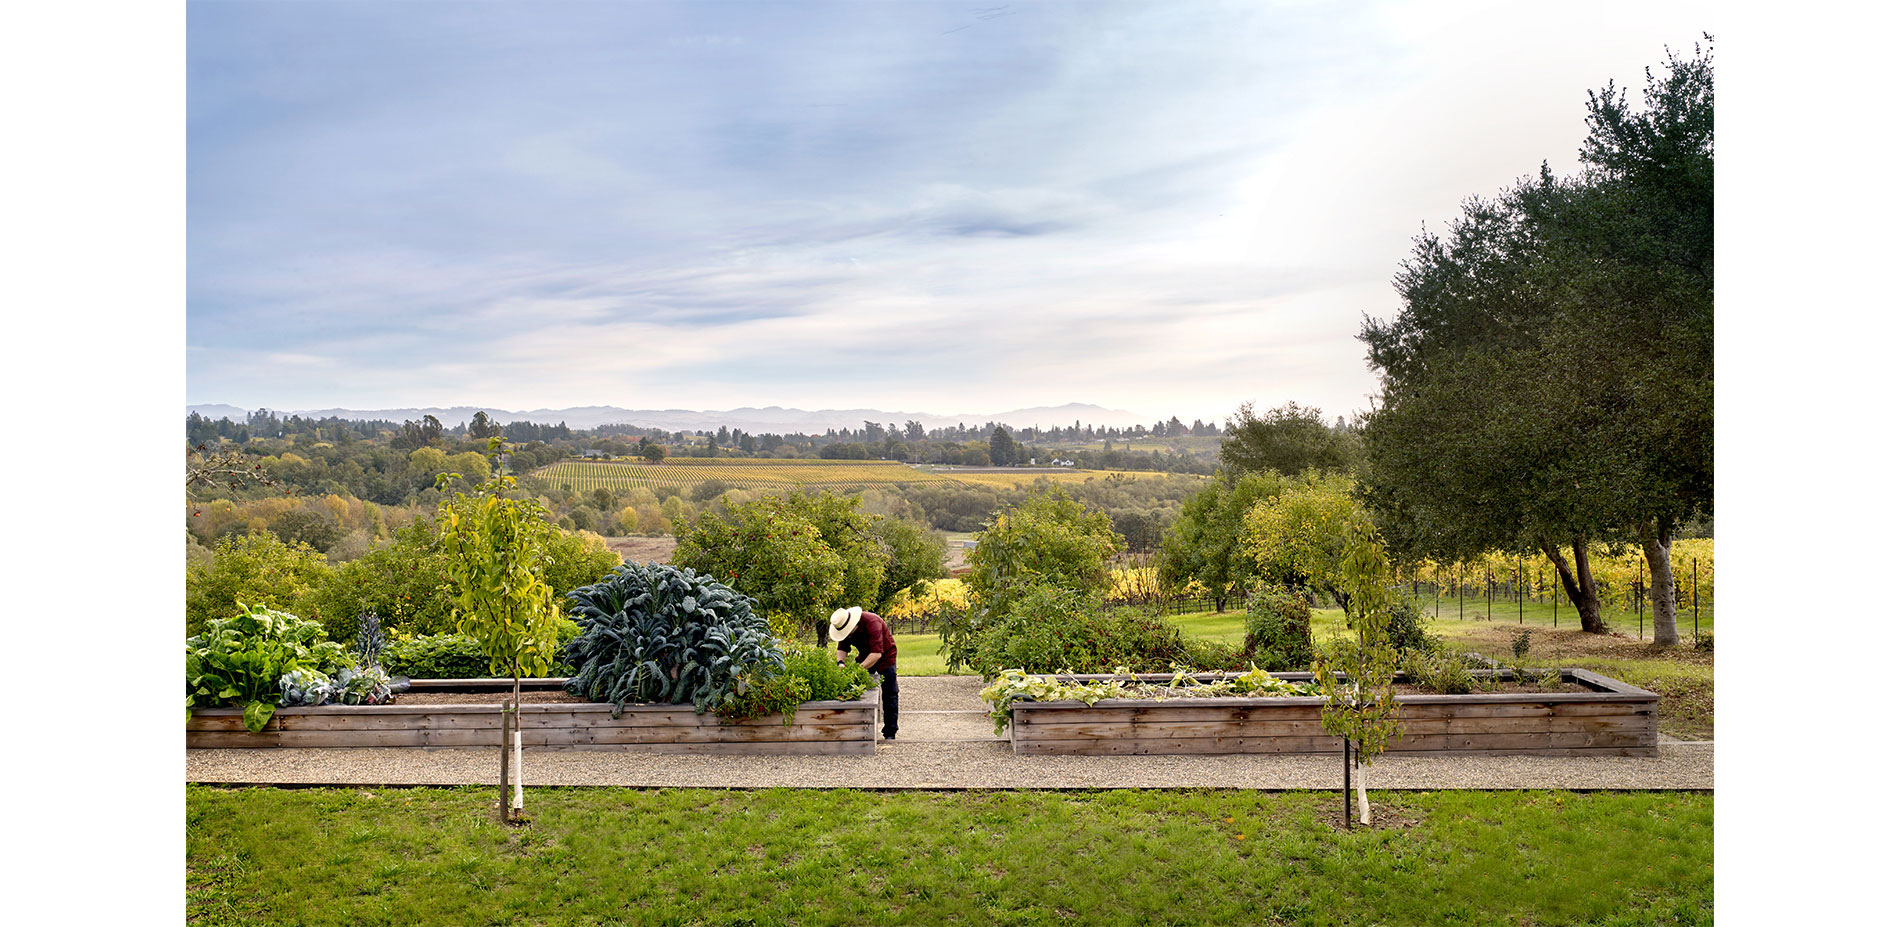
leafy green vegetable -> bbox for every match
[186,603,347,733]
[563,563,784,715]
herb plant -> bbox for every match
[781,645,871,703]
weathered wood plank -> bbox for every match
[1012,729,1653,756]
[1007,700,1652,727]
[187,690,879,751]
[187,731,285,748]
[1004,671,1657,756]
[1011,713,1650,742]
[258,705,876,732]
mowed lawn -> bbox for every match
[188,785,1713,927]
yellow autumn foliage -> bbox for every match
[884,578,971,619]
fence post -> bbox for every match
[1637,557,1645,641]
[1692,558,1699,640]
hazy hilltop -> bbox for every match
[185,401,1163,434]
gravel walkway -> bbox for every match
[186,675,1713,791]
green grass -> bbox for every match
[188,785,1712,927]
[1404,593,1714,641]
[892,632,947,676]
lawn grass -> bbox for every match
[892,631,947,676]
[187,785,1712,927]
[1404,593,1715,641]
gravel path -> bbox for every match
[187,675,1713,791]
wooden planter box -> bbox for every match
[187,679,880,755]
[1007,669,1657,757]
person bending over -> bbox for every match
[829,606,898,740]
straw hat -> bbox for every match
[827,606,863,642]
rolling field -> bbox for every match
[534,458,952,494]
[922,466,1189,489]
[533,458,1186,494]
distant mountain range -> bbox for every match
[185,402,1158,434]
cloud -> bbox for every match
[187,0,1715,421]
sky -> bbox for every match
[184,0,1715,425]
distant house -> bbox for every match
[580,449,607,459]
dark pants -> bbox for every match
[874,668,899,738]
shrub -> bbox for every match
[1693,631,1714,652]
[672,494,848,641]
[1242,585,1314,671]
[383,634,490,679]
[964,584,1189,677]
[563,563,783,714]
[385,621,583,679]
[185,533,331,636]
[186,603,348,732]
[308,521,458,641]
[539,530,626,603]
[966,488,1122,618]
[867,516,948,609]
[1179,637,1248,672]
[310,515,619,643]
[1385,600,1437,655]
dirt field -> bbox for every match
[600,536,677,564]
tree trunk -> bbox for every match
[1537,535,1606,634]
[1640,518,1679,646]
[1343,739,1352,830]
[511,675,525,815]
[1356,760,1371,825]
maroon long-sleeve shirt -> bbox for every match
[836,610,898,673]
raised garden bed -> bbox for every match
[1005,669,1656,757]
[186,677,880,755]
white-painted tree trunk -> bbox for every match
[513,729,524,812]
[1356,761,1370,825]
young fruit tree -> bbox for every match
[1310,527,1403,828]
[1250,483,1404,829]
[437,446,565,824]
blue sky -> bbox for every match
[187,0,1712,423]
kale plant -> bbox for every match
[354,609,387,669]
[562,563,784,715]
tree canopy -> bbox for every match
[1156,470,1289,611]
[1356,39,1712,641]
[965,487,1122,617]
[1218,402,1358,477]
